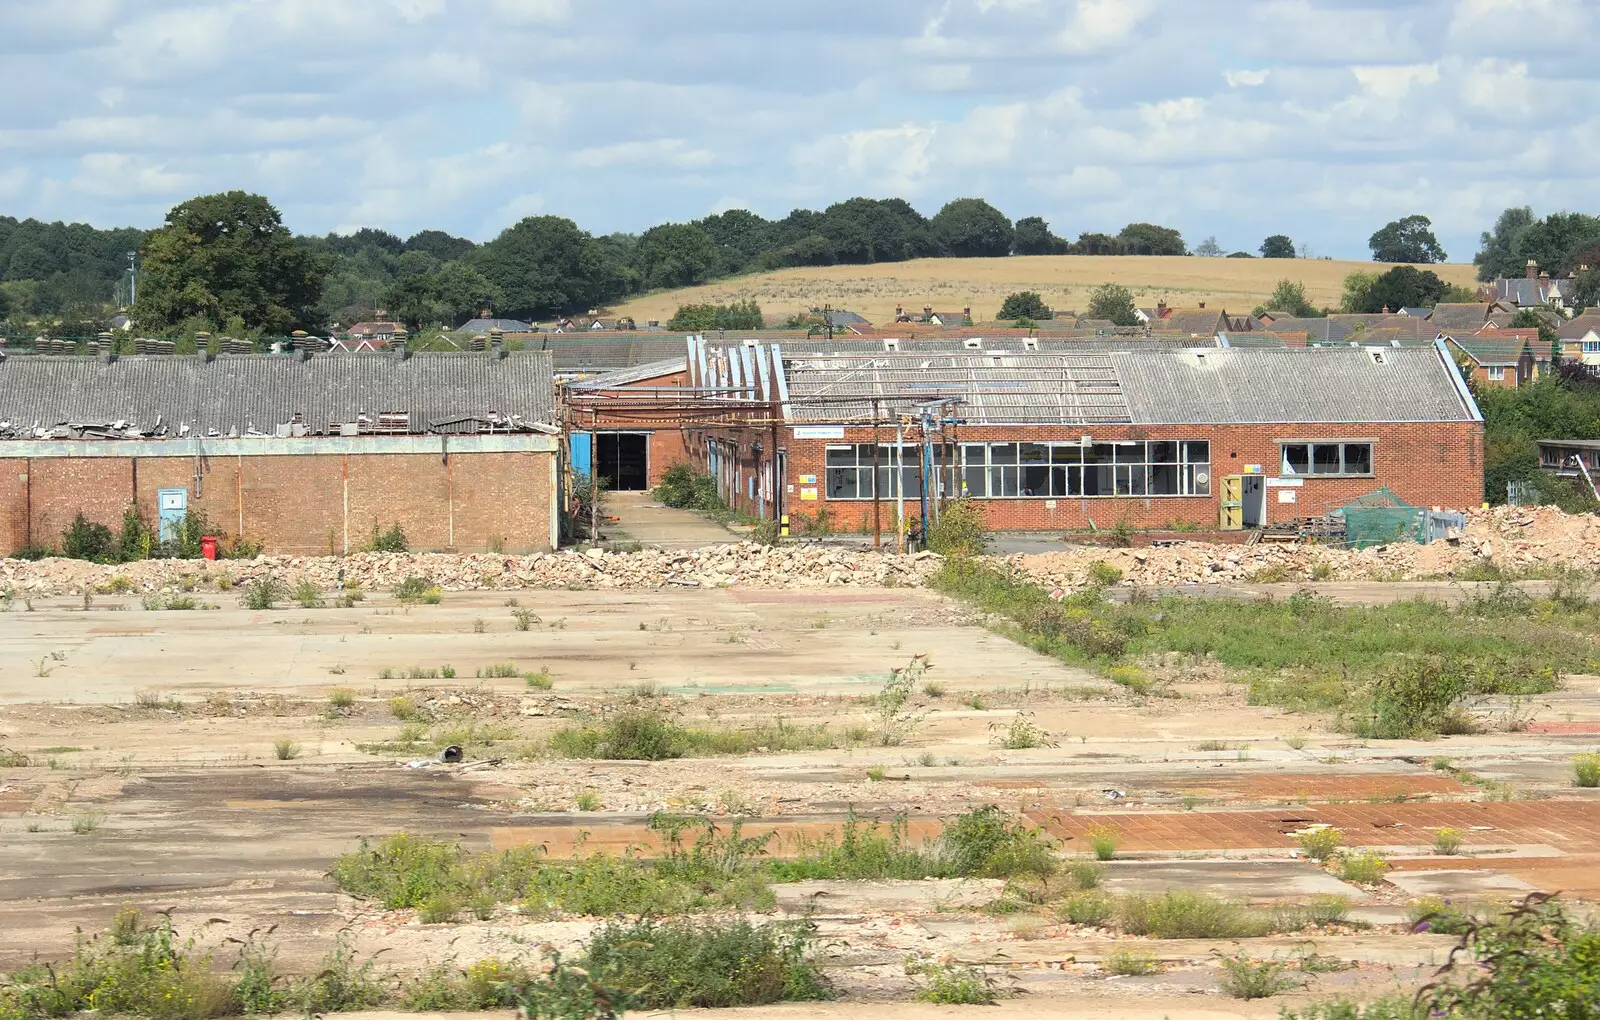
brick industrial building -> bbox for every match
[569,339,1484,534]
[0,351,560,556]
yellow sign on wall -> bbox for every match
[800,487,818,501]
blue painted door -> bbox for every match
[570,432,593,478]
[157,488,187,542]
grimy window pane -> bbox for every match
[1022,466,1050,496]
[827,468,858,499]
[1183,441,1210,464]
[1051,445,1082,465]
[1282,444,1310,474]
[1343,443,1372,474]
[1020,443,1049,465]
[1312,444,1342,474]
[1085,443,1116,465]
[1149,441,1178,463]
[1148,463,1180,495]
[826,446,856,467]
[991,443,1020,465]
[1116,442,1147,465]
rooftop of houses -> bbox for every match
[0,350,557,440]
[455,316,534,334]
[1559,311,1600,340]
[1427,303,1494,333]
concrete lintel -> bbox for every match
[0,434,559,459]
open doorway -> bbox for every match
[1241,475,1266,528]
[596,432,649,491]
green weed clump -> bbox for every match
[1574,752,1600,788]
[394,576,442,604]
[1296,826,1343,861]
[1117,890,1272,939]
[241,575,287,610]
[924,499,990,557]
[1337,852,1391,885]
[1058,890,1116,927]
[1103,949,1162,975]
[583,917,828,1009]
[908,960,996,1004]
[653,465,726,513]
[1216,953,1298,999]
[547,712,837,760]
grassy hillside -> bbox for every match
[610,255,1482,326]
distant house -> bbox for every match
[1396,307,1431,318]
[894,304,972,327]
[1428,303,1492,334]
[1487,260,1578,312]
[1445,333,1545,388]
[1145,303,1229,337]
[1559,310,1600,364]
[344,321,405,343]
[456,315,533,334]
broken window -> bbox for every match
[1281,442,1373,476]
[958,440,1209,498]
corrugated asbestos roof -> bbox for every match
[566,358,687,390]
[778,347,1477,426]
[785,353,1129,424]
[518,334,689,372]
[0,351,556,438]
[1114,347,1478,424]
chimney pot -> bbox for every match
[1527,259,1539,279]
[1198,301,1206,309]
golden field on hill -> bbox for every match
[611,255,1483,325]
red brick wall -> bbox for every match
[690,420,1484,532]
[0,447,554,556]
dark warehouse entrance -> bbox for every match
[596,432,649,491]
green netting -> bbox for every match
[1339,487,1424,548]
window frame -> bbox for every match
[958,440,1211,499]
[1277,440,1376,478]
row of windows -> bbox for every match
[1280,442,1372,477]
[821,440,1377,500]
[824,441,1213,500]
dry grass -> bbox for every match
[609,255,1482,326]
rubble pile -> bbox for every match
[0,543,943,596]
[1016,505,1600,588]
[3,505,1598,597]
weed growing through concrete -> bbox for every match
[584,917,829,1009]
[1285,733,1310,749]
[292,580,325,608]
[1217,953,1299,999]
[1104,949,1163,975]
[273,739,301,760]
[476,662,520,679]
[472,618,486,633]
[394,576,442,605]
[512,608,538,631]
[874,654,931,746]
[1574,752,1600,788]
[1336,851,1391,885]
[1434,827,1465,855]
[525,669,554,690]
[575,788,602,811]
[1058,891,1116,927]
[548,712,835,759]
[389,696,417,720]
[242,575,288,610]
[1296,827,1343,861]
[327,688,357,710]
[1118,890,1272,939]
[907,960,998,1004]
[865,766,886,782]
[1087,824,1121,861]
[990,713,1057,749]
[0,748,32,768]
[70,812,105,835]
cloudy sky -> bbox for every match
[0,0,1591,259]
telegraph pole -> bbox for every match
[126,251,138,306]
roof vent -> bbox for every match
[742,337,759,348]
[883,339,900,352]
[963,338,983,350]
[1366,347,1387,364]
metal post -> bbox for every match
[871,399,882,549]
[590,408,599,547]
[895,421,906,554]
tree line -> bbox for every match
[4,193,1598,337]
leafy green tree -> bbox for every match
[1254,279,1317,317]
[695,209,776,274]
[470,215,628,320]
[760,234,837,268]
[1117,222,1186,256]
[1368,214,1447,263]
[403,229,475,262]
[132,191,331,334]
[667,300,763,331]
[1474,206,1535,281]
[1511,212,1600,278]
[1259,235,1295,259]
[1351,265,1448,313]
[1576,266,1600,309]
[1339,271,1379,313]
[634,223,721,290]
[1073,232,1124,255]
[1012,216,1066,255]
[931,198,1013,258]
[1192,236,1224,258]
[1226,251,1256,258]
[814,197,940,263]
[385,261,503,329]
[998,291,1051,320]
[1086,283,1138,326]
[1509,308,1560,347]
[0,285,10,322]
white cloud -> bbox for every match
[571,139,715,170]
[1351,63,1440,99]
[488,0,569,24]
[1459,58,1535,115]
[1058,0,1151,55]
[1224,69,1269,87]
[68,153,195,197]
